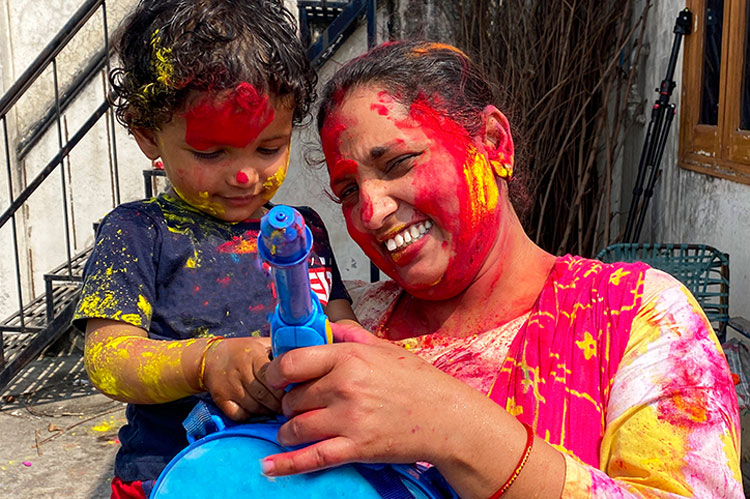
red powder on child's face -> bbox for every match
[184,82,275,150]
[236,171,249,184]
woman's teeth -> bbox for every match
[384,221,432,252]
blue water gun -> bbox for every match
[257,205,332,357]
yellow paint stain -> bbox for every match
[173,187,225,218]
[92,420,116,432]
[137,294,153,320]
[185,248,201,269]
[463,149,499,228]
[263,153,289,199]
[150,29,174,89]
[229,238,257,254]
[575,331,597,360]
[609,268,630,286]
[506,396,524,416]
[721,428,743,485]
[601,405,692,496]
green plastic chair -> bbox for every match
[596,243,736,340]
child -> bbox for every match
[73,1,358,497]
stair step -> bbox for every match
[299,1,346,23]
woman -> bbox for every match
[262,41,742,498]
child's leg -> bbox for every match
[110,477,154,499]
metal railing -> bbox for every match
[0,0,378,391]
[0,0,121,389]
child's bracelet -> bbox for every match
[197,336,225,392]
[488,422,534,498]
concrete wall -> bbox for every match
[620,0,750,320]
[0,0,386,322]
[0,0,144,320]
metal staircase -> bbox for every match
[0,0,377,393]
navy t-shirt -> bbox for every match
[73,192,349,482]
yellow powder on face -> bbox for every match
[263,153,289,199]
[462,148,499,227]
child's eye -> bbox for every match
[257,147,282,156]
[191,150,224,160]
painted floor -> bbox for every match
[0,342,125,498]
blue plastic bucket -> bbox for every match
[151,417,454,498]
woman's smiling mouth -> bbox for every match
[383,220,433,252]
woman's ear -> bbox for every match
[480,105,515,179]
[131,127,162,160]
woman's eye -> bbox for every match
[386,152,421,173]
[335,184,359,203]
[191,150,223,160]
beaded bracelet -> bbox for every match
[488,422,534,499]
[197,336,225,392]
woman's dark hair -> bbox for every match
[316,40,532,222]
[111,0,316,130]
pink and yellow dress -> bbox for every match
[352,255,743,498]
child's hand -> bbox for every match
[202,337,283,420]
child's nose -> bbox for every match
[233,168,259,187]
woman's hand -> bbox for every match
[203,337,284,420]
[260,323,477,476]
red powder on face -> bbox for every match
[184,82,275,150]
[320,111,351,178]
[236,171,249,184]
[370,91,396,116]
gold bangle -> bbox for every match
[489,422,534,498]
[197,336,224,392]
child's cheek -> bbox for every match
[262,157,289,200]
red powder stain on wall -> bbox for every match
[184,83,274,150]
[216,277,231,286]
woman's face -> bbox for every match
[321,86,512,299]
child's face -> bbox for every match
[133,87,294,222]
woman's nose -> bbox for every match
[358,179,397,230]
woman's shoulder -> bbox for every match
[346,279,402,331]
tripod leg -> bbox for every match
[633,104,676,241]
[624,104,664,242]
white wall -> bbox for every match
[621,0,750,319]
[0,0,380,322]
[274,11,390,283]
[0,0,143,320]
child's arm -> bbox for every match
[85,318,282,420]
[325,298,361,327]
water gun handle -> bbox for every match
[258,205,332,358]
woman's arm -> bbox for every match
[262,323,566,499]
[560,271,742,498]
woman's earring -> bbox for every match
[490,159,514,180]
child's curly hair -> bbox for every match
[110,0,316,131]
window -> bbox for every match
[679,0,750,183]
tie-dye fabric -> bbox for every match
[352,255,742,497]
